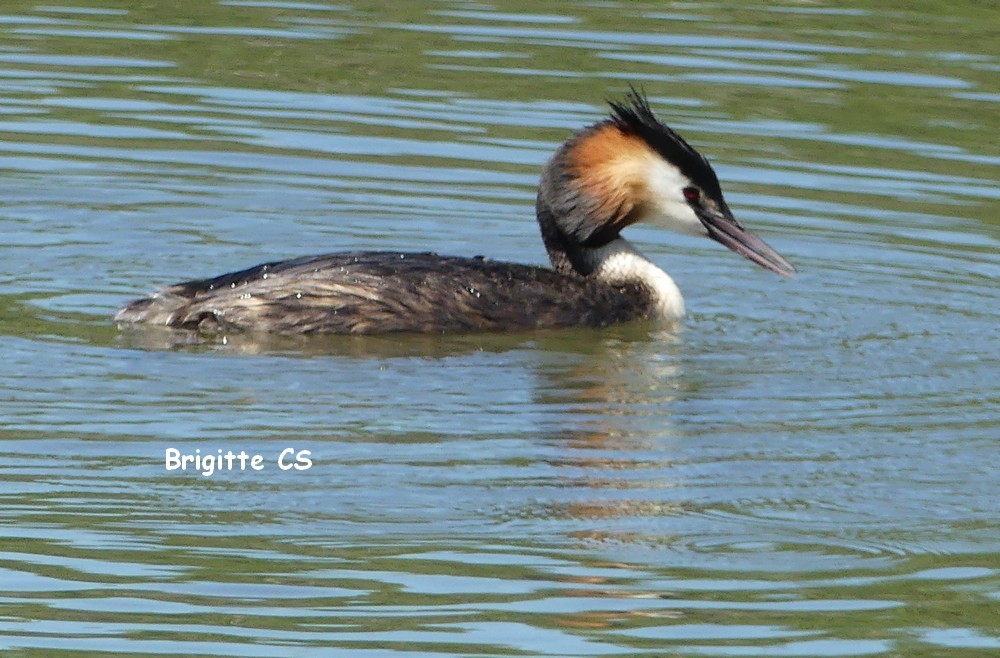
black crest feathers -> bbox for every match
[607,86,723,199]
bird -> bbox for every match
[114,89,794,335]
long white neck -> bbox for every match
[583,238,685,320]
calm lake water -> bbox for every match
[1,1,998,656]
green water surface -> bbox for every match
[0,1,997,656]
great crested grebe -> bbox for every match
[115,90,794,335]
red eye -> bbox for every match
[683,187,700,202]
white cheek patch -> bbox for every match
[640,157,707,237]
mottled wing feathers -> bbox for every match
[115,252,653,334]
